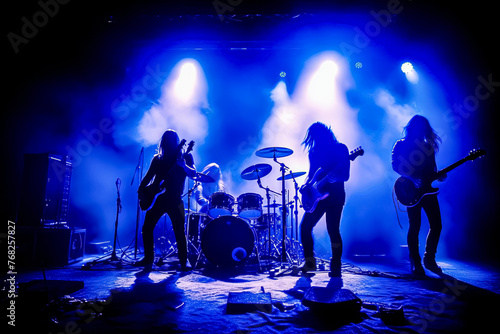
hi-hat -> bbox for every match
[255,147,293,159]
[191,172,215,183]
[241,163,272,180]
[277,171,306,181]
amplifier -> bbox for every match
[17,227,85,267]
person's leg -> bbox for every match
[299,204,325,271]
[140,206,165,265]
[422,195,442,273]
[166,200,188,269]
[325,201,344,277]
[407,204,425,274]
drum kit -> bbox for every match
[156,146,307,272]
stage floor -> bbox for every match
[7,255,500,333]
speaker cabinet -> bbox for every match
[17,227,85,267]
[17,153,72,227]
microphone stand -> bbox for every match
[131,147,144,260]
[82,178,125,269]
[110,178,122,261]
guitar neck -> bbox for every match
[437,157,469,177]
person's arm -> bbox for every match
[194,184,209,207]
[180,153,197,178]
[391,140,414,178]
[336,144,350,182]
[138,157,157,195]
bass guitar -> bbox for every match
[301,147,364,213]
[139,139,195,211]
[394,148,486,207]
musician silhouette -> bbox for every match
[392,115,446,275]
[194,163,227,213]
[299,122,350,277]
[136,129,196,270]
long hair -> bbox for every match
[201,163,225,191]
[157,129,180,159]
[403,115,441,152]
[302,122,338,153]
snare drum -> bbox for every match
[208,192,235,218]
[237,193,263,219]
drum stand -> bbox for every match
[256,173,281,268]
[183,181,205,268]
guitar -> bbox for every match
[139,140,195,211]
[301,147,364,213]
[394,148,486,207]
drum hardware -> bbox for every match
[240,161,281,269]
[208,192,235,218]
[201,216,260,268]
[255,146,307,274]
[181,173,214,268]
[277,171,306,244]
[256,146,293,265]
[237,193,263,219]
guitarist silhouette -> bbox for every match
[392,115,445,275]
[299,122,350,278]
[136,129,196,270]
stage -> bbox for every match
[9,255,500,333]
[4,1,500,333]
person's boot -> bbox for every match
[423,254,442,274]
[329,256,342,278]
[300,256,317,273]
[410,258,425,276]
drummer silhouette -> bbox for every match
[194,163,227,213]
[299,122,350,277]
[136,129,197,270]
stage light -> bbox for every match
[355,62,362,69]
[401,62,419,84]
[174,61,198,102]
[306,60,338,105]
[401,62,414,74]
[279,71,286,78]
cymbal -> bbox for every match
[263,203,282,208]
[241,163,272,180]
[277,171,306,181]
[255,147,293,159]
[191,172,215,183]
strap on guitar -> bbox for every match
[392,188,404,230]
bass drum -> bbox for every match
[201,216,255,267]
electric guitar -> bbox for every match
[301,147,364,213]
[394,148,486,207]
[139,140,194,211]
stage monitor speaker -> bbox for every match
[302,288,361,316]
[17,153,72,227]
[226,291,272,314]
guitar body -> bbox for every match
[139,181,166,211]
[139,140,195,212]
[300,147,364,213]
[300,168,330,213]
[393,148,486,207]
[393,177,439,207]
